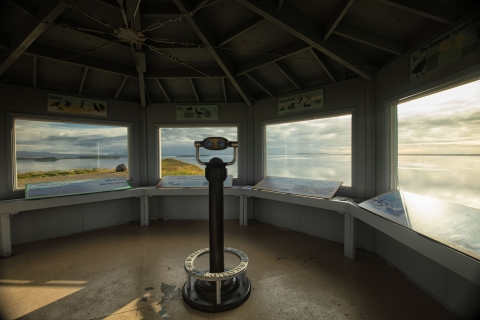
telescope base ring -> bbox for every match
[182,273,251,313]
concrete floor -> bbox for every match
[0,220,457,320]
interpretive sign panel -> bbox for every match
[176,105,218,120]
[410,15,480,82]
[47,93,107,116]
[278,89,324,115]
[157,175,233,188]
[358,190,409,228]
[253,176,342,199]
[25,177,131,199]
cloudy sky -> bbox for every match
[266,115,352,155]
[15,120,128,155]
[398,79,480,154]
[160,127,237,156]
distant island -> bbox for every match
[18,155,123,161]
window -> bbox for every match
[14,118,129,189]
[159,127,238,178]
[265,114,352,186]
[396,78,480,209]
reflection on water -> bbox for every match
[266,154,351,186]
[398,155,480,209]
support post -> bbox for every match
[140,195,149,226]
[243,196,249,226]
[0,213,13,257]
[344,212,356,260]
[239,195,244,226]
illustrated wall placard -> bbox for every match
[176,105,218,120]
[410,15,480,82]
[278,89,324,115]
[47,93,107,116]
[358,190,410,228]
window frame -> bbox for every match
[156,123,242,184]
[7,112,134,195]
[261,107,357,195]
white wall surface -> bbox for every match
[0,84,142,244]
[374,16,480,319]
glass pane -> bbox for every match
[15,119,129,189]
[397,79,480,209]
[265,115,352,186]
[160,127,238,178]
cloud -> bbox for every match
[15,120,128,155]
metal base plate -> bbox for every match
[182,274,251,313]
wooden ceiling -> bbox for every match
[0,0,477,106]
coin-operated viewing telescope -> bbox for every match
[182,137,251,313]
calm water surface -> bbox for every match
[17,157,129,172]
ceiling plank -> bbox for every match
[0,35,9,51]
[173,0,253,107]
[278,0,283,10]
[246,72,274,97]
[323,0,355,41]
[5,0,35,18]
[309,48,337,83]
[0,0,68,77]
[190,78,200,102]
[333,22,405,56]
[217,15,265,47]
[274,60,302,90]
[32,56,37,88]
[145,67,225,79]
[140,2,182,16]
[235,39,311,75]
[115,76,128,99]
[78,67,89,94]
[23,43,138,77]
[144,40,205,49]
[234,0,375,81]
[155,79,171,103]
[222,78,227,102]
[374,0,457,24]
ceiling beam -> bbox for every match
[235,39,311,75]
[0,0,68,77]
[190,78,200,102]
[217,15,265,47]
[93,0,121,10]
[155,79,171,103]
[5,0,35,18]
[173,0,253,107]
[234,0,375,81]
[333,22,405,55]
[24,43,138,77]
[246,72,274,97]
[278,0,284,10]
[323,0,355,41]
[222,78,227,102]
[115,76,128,99]
[144,40,205,49]
[145,67,225,79]
[78,67,89,94]
[32,56,37,88]
[274,60,302,90]
[374,0,457,24]
[309,48,336,83]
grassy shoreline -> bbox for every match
[17,158,204,187]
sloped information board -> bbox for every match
[25,177,131,199]
[157,175,233,188]
[253,176,342,199]
[358,190,410,228]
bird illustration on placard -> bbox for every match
[186,107,192,110]
[56,106,63,111]
[412,53,427,78]
[80,100,84,108]
[50,101,60,107]
[194,108,204,118]
[287,103,295,110]
[279,107,284,111]
[304,103,311,107]
[64,100,71,107]
[412,55,418,62]
[94,103,101,113]
[98,104,106,112]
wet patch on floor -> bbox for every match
[160,282,181,303]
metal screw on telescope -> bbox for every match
[182,137,251,313]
